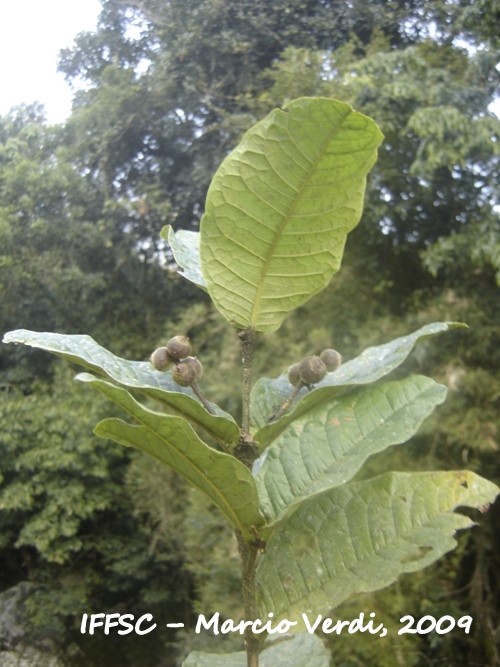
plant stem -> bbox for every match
[238,329,256,435]
[236,530,261,667]
[236,330,260,664]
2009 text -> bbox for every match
[399,615,473,635]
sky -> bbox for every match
[0,0,102,124]
[0,1,497,124]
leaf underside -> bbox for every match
[256,470,499,623]
[79,374,264,541]
[251,321,465,446]
[182,632,329,667]
[161,224,207,290]
[2,329,239,446]
[254,375,447,527]
[200,97,383,333]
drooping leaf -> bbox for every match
[200,97,383,333]
[160,224,207,290]
[255,375,447,526]
[256,471,499,623]
[78,374,264,541]
[251,321,465,446]
[2,330,239,446]
[182,632,329,667]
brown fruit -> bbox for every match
[320,348,342,372]
[183,356,203,380]
[287,363,301,386]
[172,362,196,387]
[166,335,192,361]
[150,347,172,371]
[298,356,327,385]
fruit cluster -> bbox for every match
[288,349,342,387]
[150,336,203,388]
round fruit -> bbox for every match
[150,347,172,371]
[183,356,203,380]
[166,335,192,361]
[287,363,301,386]
[320,348,342,372]
[172,362,196,387]
[298,356,327,384]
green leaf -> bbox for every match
[200,97,383,333]
[251,321,465,446]
[79,374,264,541]
[255,376,447,526]
[182,633,329,667]
[2,329,239,446]
[256,471,499,623]
[160,224,207,290]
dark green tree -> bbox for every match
[0,103,182,387]
[58,0,472,233]
[0,105,190,665]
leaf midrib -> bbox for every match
[249,109,351,329]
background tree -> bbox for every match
[0,105,191,665]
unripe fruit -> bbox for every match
[150,347,172,371]
[287,363,301,386]
[298,356,327,385]
[183,356,203,381]
[320,348,342,372]
[172,362,196,387]
[166,335,192,361]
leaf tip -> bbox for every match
[444,321,468,330]
[74,372,96,383]
[2,329,24,345]
[159,224,171,241]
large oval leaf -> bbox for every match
[256,471,499,623]
[79,374,265,541]
[2,329,239,446]
[254,375,447,527]
[200,97,383,333]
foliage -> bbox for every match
[4,97,498,667]
[0,367,187,666]
[0,368,125,565]
[58,0,493,235]
[0,104,180,389]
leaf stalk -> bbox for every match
[238,328,256,435]
[268,381,304,422]
[191,380,216,415]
